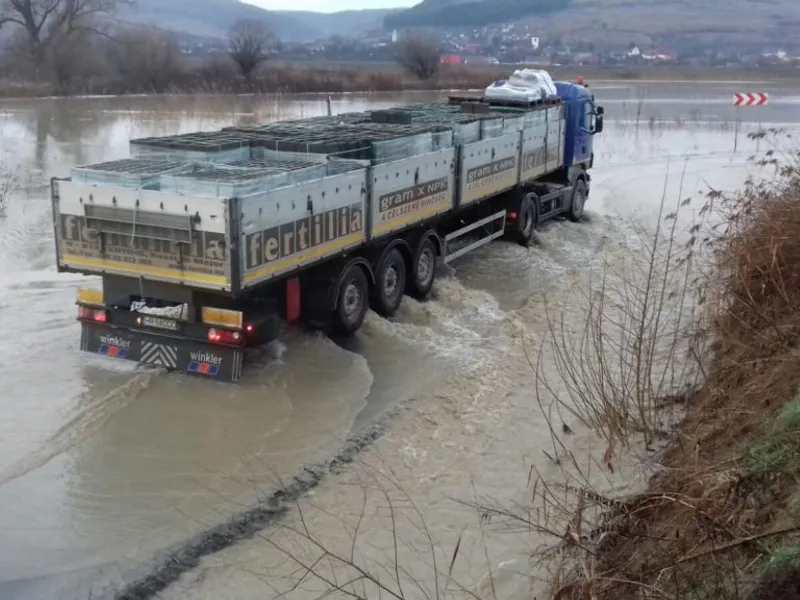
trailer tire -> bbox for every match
[515,193,538,248]
[568,178,587,222]
[407,235,438,299]
[371,247,407,317]
[332,264,369,335]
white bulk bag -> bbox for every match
[484,69,558,102]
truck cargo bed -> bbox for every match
[52,100,567,295]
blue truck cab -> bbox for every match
[556,80,604,169]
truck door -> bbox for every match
[573,98,593,166]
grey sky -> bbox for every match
[245,0,414,12]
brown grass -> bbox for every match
[548,134,800,600]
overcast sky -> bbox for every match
[245,0,415,12]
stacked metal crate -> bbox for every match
[71,158,194,189]
[224,119,451,164]
[369,103,481,144]
[369,102,533,143]
[158,152,367,198]
[129,131,254,163]
[159,164,283,197]
[81,97,564,199]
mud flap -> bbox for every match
[81,323,244,382]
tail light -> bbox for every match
[208,328,243,345]
[245,323,255,335]
[78,305,107,323]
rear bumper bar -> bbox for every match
[80,322,244,382]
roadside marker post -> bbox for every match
[733,92,769,153]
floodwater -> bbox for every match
[0,81,796,600]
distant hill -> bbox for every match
[384,0,800,50]
[122,0,315,40]
[384,0,568,29]
[121,0,399,42]
[276,9,400,38]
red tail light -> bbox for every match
[78,306,107,323]
[208,328,243,345]
[245,323,255,335]
[508,211,518,221]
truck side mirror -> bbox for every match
[595,115,604,134]
[593,105,604,134]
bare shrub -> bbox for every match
[106,28,184,93]
[534,168,710,454]
[396,30,441,81]
[709,135,800,361]
[228,19,275,84]
[192,57,238,92]
[48,28,108,93]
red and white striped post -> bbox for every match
[733,92,769,152]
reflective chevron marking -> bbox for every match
[141,341,178,369]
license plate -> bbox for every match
[140,315,179,331]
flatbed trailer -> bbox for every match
[52,79,604,381]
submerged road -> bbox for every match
[0,81,797,599]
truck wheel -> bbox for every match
[407,235,437,299]
[568,179,587,222]
[333,264,369,335]
[515,193,538,248]
[371,247,407,317]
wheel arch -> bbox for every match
[409,228,443,257]
[381,238,413,268]
[333,256,374,309]
[568,164,589,187]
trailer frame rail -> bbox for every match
[443,209,507,264]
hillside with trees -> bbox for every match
[120,0,396,42]
[384,0,570,29]
[384,0,800,52]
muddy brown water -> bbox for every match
[0,83,798,599]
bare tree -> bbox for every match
[228,19,274,84]
[0,0,126,72]
[396,30,441,81]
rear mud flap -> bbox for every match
[81,323,243,382]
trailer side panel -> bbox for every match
[519,112,549,183]
[370,148,456,239]
[458,132,521,208]
[239,168,368,289]
[546,105,566,172]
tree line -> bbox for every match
[0,0,445,94]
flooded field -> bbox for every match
[0,81,797,600]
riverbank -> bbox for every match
[2,63,799,99]
[553,140,800,599]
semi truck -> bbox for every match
[51,79,604,382]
